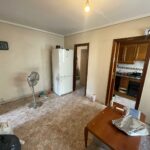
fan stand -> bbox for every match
[28,86,43,109]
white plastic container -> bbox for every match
[91,94,96,102]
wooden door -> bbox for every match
[136,43,148,61]
[118,45,125,63]
[119,77,129,89]
[124,44,137,63]
[118,44,137,64]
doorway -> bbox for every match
[73,43,89,96]
[106,36,150,109]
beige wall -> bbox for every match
[65,17,150,123]
[0,23,64,102]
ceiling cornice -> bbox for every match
[65,13,150,37]
[0,13,150,38]
[0,19,64,38]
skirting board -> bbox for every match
[0,91,48,105]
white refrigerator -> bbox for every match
[52,48,73,96]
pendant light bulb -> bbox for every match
[84,0,90,12]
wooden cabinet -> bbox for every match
[114,75,141,100]
[118,43,148,63]
[120,77,129,89]
[118,44,137,64]
[135,43,148,61]
[106,35,150,109]
[124,44,137,63]
[118,45,125,63]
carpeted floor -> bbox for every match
[0,91,149,150]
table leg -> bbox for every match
[84,127,88,148]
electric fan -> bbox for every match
[27,72,43,108]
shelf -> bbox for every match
[114,91,136,101]
[116,74,141,82]
[118,61,134,64]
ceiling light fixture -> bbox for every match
[84,0,90,12]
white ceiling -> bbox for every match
[0,0,150,35]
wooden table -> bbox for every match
[84,105,145,150]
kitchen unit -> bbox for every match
[118,43,148,64]
[113,42,148,108]
[106,35,150,109]
[115,72,141,101]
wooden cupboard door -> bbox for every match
[118,45,125,63]
[124,44,137,63]
[120,77,129,89]
[136,43,148,61]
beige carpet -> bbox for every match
[0,92,149,150]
